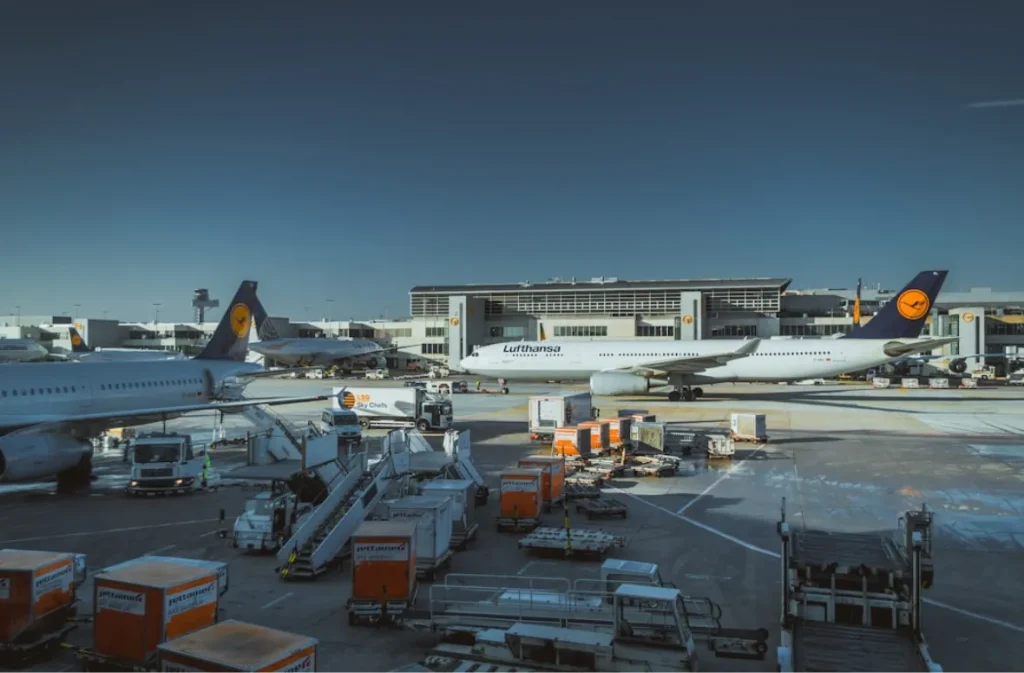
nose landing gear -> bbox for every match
[667,386,704,402]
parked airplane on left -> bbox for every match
[61,326,185,362]
[0,280,325,492]
[0,339,50,363]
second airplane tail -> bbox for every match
[68,327,93,353]
[843,270,948,340]
[194,281,270,361]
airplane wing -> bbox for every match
[2,395,329,433]
[610,338,761,377]
[237,367,323,379]
[883,337,960,359]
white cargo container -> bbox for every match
[333,386,453,432]
[420,479,479,550]
[387,495,454,578]
[528,392,594,442]
[730,413,767,442]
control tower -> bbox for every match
[192,289,220,324]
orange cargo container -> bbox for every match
[93,558,219,666]
[498,468,543,522]
[0,549,77,643]
[158,619,318,671]
[350,520,418,603]
[517,456,566,507]
[578,421,610,452]
[600,418,632,447]
[552,426,591,457]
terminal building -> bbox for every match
[2,276,1022,373]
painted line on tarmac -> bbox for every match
[676,444,764,515]
[613,489,1024,634]
[262,592,294,609]
[0,518,221,544]
[144,544,177,556]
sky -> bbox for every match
[1,0,1022,322]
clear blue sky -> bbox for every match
[1,1,1022,322]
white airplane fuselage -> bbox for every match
[0,339,51,363]
[0,359,261,432]
[461,338,911,384]
[251,338,386,368]
[69,349,185,363]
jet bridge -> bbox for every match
[276,445,411,580]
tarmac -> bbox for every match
[4,378,1023,671]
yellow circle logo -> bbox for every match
[682,315,694,325]
[340,391,356,409]
[229,303,252,338]
[74,322,83,330]
[962,312,975,323]
[450,317,460,327]
[895,289,930,321]
[71,334,82,346]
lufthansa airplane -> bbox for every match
[461,270,955,401]
[250,336,407,372]
[0,281,325,491]
[0,339,51,363]
[59,326,186,362]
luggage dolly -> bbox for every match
[74,647,156,672]
[0,605,79,669]
[496,516,540,534]
[518,527,627,561]
[564,482,601,501]
[347,585,420,627]
[575,498,628,520]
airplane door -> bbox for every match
[202,369,217,401]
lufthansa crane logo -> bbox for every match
[962,312,975,323]
[682,315,694,325]
[71,334,82,346]
[230,303,252,338]
[895,289,930,321]
[339,391,356,409]
[450,317,460,327]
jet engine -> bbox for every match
[0,434,92,482]
[949,358,967,374]
[368,355,387,369]
[589,372,651,396]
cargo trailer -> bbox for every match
[420,480,479,550]
[386,496,454,580]
[528,393,594,442]
[730,413,767,443]
[348,521,419,625]
[497,468,544,532]
[158,620,317,671]
[517,456,566,510]
[0,549,79,664]
[552,426,591,457]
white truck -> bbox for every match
[333,386,453,432]
[528,392,595,442]
[126,433,206,496]
[319,408,364,445]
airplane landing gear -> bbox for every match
[668,386,703,402]
[56,455,93,494]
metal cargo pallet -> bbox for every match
[730,434,768,443]
[496,517,541,533]
[565,471,604,487]
[624,462,676,478]
[518,527,626,559]
[421,652,533,672]
[564,482,601,500]
[451,523,480,551]
[416,548,455,581]
[575,498,627,520]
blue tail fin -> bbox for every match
[68,327,93,353]
[194,281,269,361]
[843,270,948,339]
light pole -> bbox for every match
[14,305,20,326]
[102,310,108,320]
[153,303,162,324]
[326,299,334,323]
[74,304,81,319]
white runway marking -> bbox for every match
[0,518,221,544]
[143,544,177,556]
[261,592,294,610]
[676,444,764,515]
[613,489,1024,634]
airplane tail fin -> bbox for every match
[194,281,269,361]
[68,327,93,353]
[843,270,948,339]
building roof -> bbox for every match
[411,277,792,295]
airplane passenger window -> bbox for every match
[13,390,18,396]
[47,388,52,394]
[71,386,76,392]
[1,391,5,397]
[30,389,35,395]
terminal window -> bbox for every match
[421,343,448,355]
[710,325,758,338]
[636,325,675,337]
[553,325,608,337]
[425,326,448,337]
[489,326,525,338]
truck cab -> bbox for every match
[420,394,454,432]
[127,433,205,496]
[320,408,363,444]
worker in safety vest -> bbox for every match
[202,452,212,488]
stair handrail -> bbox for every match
[309,451,395,571]
[275,453,365,565]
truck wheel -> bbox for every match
[359,419,370,429]
[501,387,509,395]
[416,419,430,432]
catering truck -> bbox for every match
[528,392,595,442]
[332,386,453,432]
[126,433,206,496]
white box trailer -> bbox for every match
[729,413,767,442]
[420,479,479,550]
[333,386,453,432]
[529,393,594,442]
[387,495,455,580]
